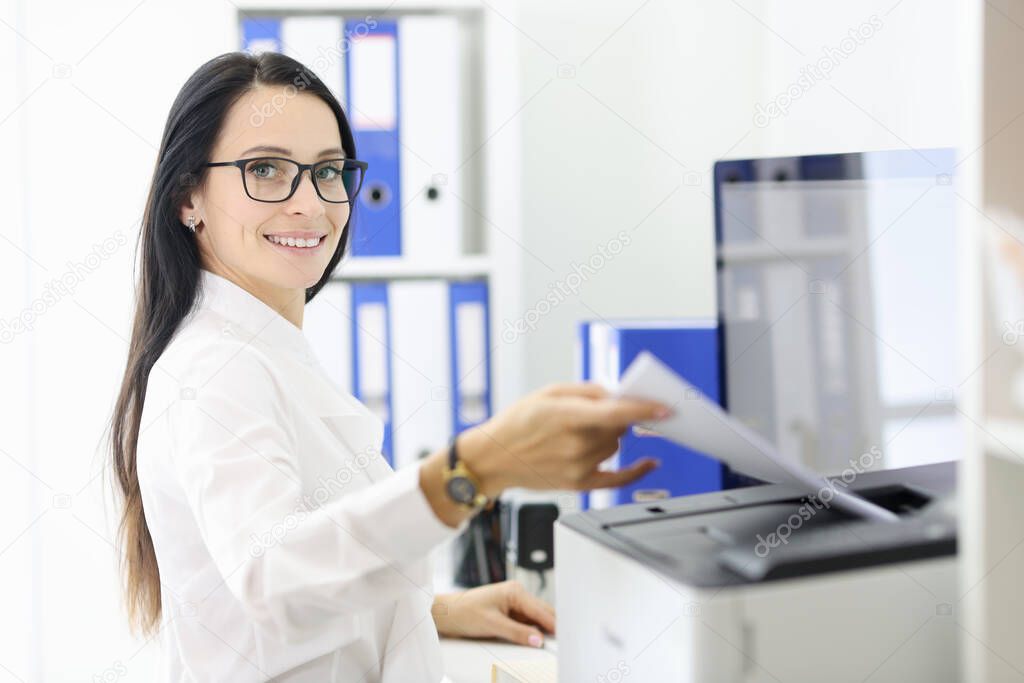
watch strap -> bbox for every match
[445,436,488,509]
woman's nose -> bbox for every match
[286,170,326,217]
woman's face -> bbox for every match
[181,85,349,302]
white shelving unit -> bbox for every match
[235,0,526,412]
[335,254,492,280]
[956,1,1024,680]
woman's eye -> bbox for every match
[316,166,340,181]
[249,163,276,178]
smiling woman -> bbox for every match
[104,50,667,683]
[104,50,359,667]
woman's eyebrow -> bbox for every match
[317,146,345,158]
[240,144,290,156]
[238,144,345,158]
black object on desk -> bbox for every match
[453,500,506,587]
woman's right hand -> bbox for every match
[456,382,672,497]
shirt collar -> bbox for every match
[198,268,313,358]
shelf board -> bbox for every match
[332,254,492,280]
[234,0,484,12]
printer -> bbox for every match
[555,461,958,683]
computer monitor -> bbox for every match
[713,148,959,474]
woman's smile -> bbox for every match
[263,232,327,252]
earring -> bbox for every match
[187,215,196,233]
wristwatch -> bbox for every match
[443,436,489,510]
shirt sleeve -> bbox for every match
[167,340,468,645]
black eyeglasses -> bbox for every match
[203,157,368,204]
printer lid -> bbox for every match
[560,462,956,588]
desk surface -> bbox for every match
[440,637,555,683]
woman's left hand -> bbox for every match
[431,580,555,648]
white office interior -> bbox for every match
[1,0,1023,680]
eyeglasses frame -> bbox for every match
[202,156,369,204]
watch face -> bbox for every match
[446,476,476,505]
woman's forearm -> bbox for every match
[430,591,461,637]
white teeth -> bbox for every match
[266,235,322,248]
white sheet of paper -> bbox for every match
[616,352,899,523]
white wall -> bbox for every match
[2,1,239,680]
[758,0,957,154]
[506,0,765,389]
[1,2,37,679]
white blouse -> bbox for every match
[137,268,467,682]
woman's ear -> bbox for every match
[178,193,203,230]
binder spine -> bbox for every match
[241,17,281,53]
[351,282,395,464]
[449,281,491,436]
[345,19,402,256]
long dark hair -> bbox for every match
[105,51,356,635]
